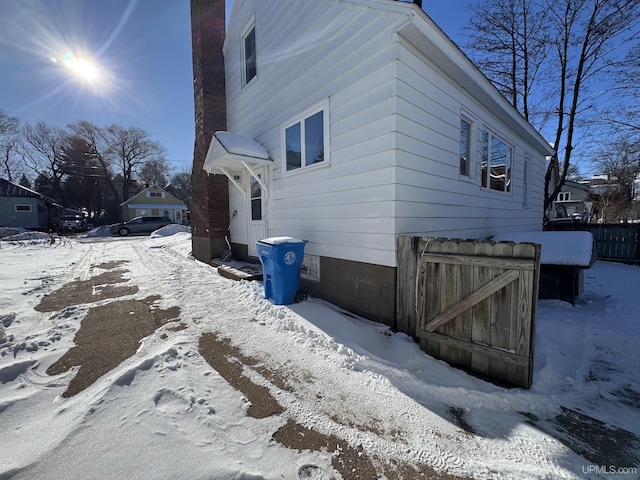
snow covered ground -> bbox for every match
[0,228,638,479]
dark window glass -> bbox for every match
[459,118,471,176]
[481,131,489,189]
[286,122,302,171]
[244,26,256,84]
[250,176,262,221]
[305,111,324,166]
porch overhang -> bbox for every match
[203,131,271,198]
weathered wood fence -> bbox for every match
[396,236,541,388]
[546,223,640,265]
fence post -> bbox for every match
[396,235,419,336]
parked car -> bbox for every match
[59,214,88,233]
[109,216,173,236]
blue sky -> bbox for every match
[0,0,473,176]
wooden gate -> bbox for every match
[398,237,540,388]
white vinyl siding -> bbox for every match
[225,0,402,266]
[224,0,550,266]
[393,39,546,240]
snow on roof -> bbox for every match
[492,231,595,267]
[215,131,270,160]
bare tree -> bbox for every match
[0,109,21,182]
[465,0,550,123]
[20,122,69,204]
[597,138,640,201]
[599,43,640,141]
[167,168,192,208]
[464,0,640,213]
[101,125,167,201]
[543,0,640,212]
[138,158,170,188]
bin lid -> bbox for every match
[258,236,306,245]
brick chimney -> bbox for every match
[190,0,230,262]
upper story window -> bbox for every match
[557,192,571,202]
[481,130,512,193]
[243,24,257,86]
[459,117,472,177]
[284,103,328,173]
[147,191,164,198]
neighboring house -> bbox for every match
[551,180,591,221]
[0,177,61,229]
[193,0,554,324]
[120,185,188,224]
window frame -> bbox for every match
[241,21,257,87]
[281,100,330,175]
[522,154,530,208]
[459,115,474,179]
[557,192,571,202]
[481,128,513,194]
[14,204,32,212]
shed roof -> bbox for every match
[0,177,60,205]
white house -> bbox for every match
[199,0,554,324]
[120,185,188,224]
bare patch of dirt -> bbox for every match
[197,332,466,480]
[198,332,285,418]
[35,270,138,312]
[383,458,471,480]
[47,295,180,397]
[93,261,129,271]
[274,419,378,480]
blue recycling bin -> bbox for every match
[256,237,307,305]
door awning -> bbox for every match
[203,131,271,198]
[203,131,271,173]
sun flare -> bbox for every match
[51,52,100,82]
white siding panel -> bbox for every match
[393,40,546,239]
[223,1,547,266]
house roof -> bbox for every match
[225,0,554,157]
[119,185,187,208]
[0,177,60,205]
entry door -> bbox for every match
[248,168,266,257]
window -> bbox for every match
[250,175,262,221]
[147,191,163,198]
[243,24,257,85]
[459,118,472,177]
[284,107,326,173]
[15,204,32,212]
[523,155,530,207]
[557,192,571,202]
[481,130,512,193]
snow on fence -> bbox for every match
[546,222,640,265]
[396,236,541,388]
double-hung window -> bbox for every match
[481,130,513,193]
[284,104,327,173]
[243,24,257,86]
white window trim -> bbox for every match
[14,204,32,212]
[557,192,571,202]
[241,18,257,88]
[281,99,330,176]
[480,127,514,195]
